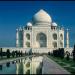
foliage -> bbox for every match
[65,51,70,61]
[15,51,18,57]
[11,51,15,57]
[18,51,20,57]
[53,48,64,59]
[48,52,50,55]
[0,65,2,70]
[59,48,64,59]
[6,62,10,67]
[73,44,75,61]
[0,48,3,58]
[6,49,10,58]
[21,51,23,56]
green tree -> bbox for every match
[58,48,64,59]
[66,51,70,61]
[15,51,18,57]
[48,52,50,55]
[0,48,3,58]
[12,51,15,58]
[6,49,10,58]
[18,51,20,57]
[21,51,23,56]
[73,44,75,61]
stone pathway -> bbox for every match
[42,55,70,74]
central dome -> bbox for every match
[32,9,52,23]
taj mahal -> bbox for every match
[2,9,73,54]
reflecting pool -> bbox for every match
[0,56,43,74]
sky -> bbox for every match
[0,1,75,47]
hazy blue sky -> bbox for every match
[0,1,75,47]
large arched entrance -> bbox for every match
[36,32,47,47]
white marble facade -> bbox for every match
[16,9,65,53]
[1,9,72,54]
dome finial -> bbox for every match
[40,9,45,12]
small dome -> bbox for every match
[32,9,52,23]
[16,28,18,31]
[52,22,57,26]
[27,22,32,26]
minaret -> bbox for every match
[16,28,19,47]
[19,26,22,31]
[66,28,69,48]
[23,26,25,48]
[18,26,23,47]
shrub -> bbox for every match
[15,51,18,57]
[11,51,15,57]
[48,52,50,55]
[59,48,64,59]
[53,48,64,59]
[53,50,59,57]
[21,51,23,56]
[6,62,10,67]
[73,44,75,61]
[18,51,20,57]
[0,48,3,58]
[6,49,10,58]
[66,54,70,61]
[0,65,2,70]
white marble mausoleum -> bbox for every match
[1,9,73,54]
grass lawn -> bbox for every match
[47,55,75,74]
